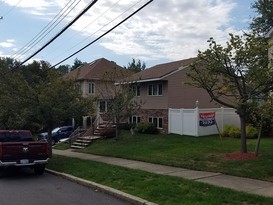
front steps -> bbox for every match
[70,135,101,149]
[70,123,116,149]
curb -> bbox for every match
[46,169,157,205]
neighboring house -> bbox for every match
[124,58,222,133]
[64,58,132,122]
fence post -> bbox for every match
[180,109,184,135]
[195,106,199,136]
[221,107,224,132]
[168,108,171,134]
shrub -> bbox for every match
[136,121,159,134]
[222,125,240,138]
[246,124,258,139]
[222,124,258,139]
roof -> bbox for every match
[125,57,197,83]
[64,58,131,81]
[266,27,273,38]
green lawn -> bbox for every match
[47,155,273,205]
[70,131,273,181]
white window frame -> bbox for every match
[129,115,141,124]
[88,82,95,94]
[148,117,163,129]
[132,85,140,97]
[148,83,162,96]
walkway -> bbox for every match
[53,149,273,198]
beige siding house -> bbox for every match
[64,58,132,116]
[126,58,221,133]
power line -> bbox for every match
[12,0,81,60]
[46,0,140,62]
[50,0,153,69]
[18,0,98,67]
[0,0,22,18]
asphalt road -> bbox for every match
[0,168,131,205]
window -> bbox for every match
[129,116,141,124]
[132,85,140,96]
[99,101,107,112]
[148,83,162,96]
[88,82,95,94]
[149,117,163,129]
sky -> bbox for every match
[0,0,256,68]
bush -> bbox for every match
[246,124,258,139]
[136,121,159,134]
[222,124,258,139]
[222,125,240,138]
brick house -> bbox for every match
[124,58,221,133]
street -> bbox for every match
[0,168,131,205]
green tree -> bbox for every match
[0,58,95,156]
[124,58,146,73]
[0,58,34,129]
[99,69,143,139]
[250,0,273,35]
[34,69,94,156]
[187,33,273,153]
[70,58,86,71]
[57,64,71,75]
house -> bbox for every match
[64,58,132,123]
[124,58,221,133]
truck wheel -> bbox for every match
[34,165,45,175]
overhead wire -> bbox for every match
[0,0,5,7]
[44,0,121,60]
[17,0,98,67]
[49,0,153,69]
[12,0,81,60]
[0,0,22,19]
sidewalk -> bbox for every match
[52,149,273,198]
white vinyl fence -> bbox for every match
[168,107,240,136]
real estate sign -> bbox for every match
[199,112,215,127]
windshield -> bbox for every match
[52,127,60,133]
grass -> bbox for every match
[47,155,273,205]
[68,131,273,181]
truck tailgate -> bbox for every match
[0,142,48,161]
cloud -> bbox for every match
[3,0,248,64]
[94,0,238,60]
[0,39,16,48]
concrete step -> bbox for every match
[70,145,86,149]
[72,142,89,147]
[76,139,92,143]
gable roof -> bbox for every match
[125,57,197,83]
[266,27,273,38]
[64,58,131,81]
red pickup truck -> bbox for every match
[0,130,49,175]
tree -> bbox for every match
[187,33,273,153]
[250,0,273,35]
[34,69,94,156]
[0,58,35,129]
[70,58,86,71]
[0,58,95,157]
[56,64,71,75]
[124,58,146,73]
[99,69,143,139]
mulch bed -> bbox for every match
[225,152,260,160]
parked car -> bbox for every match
[38,126,74,145]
